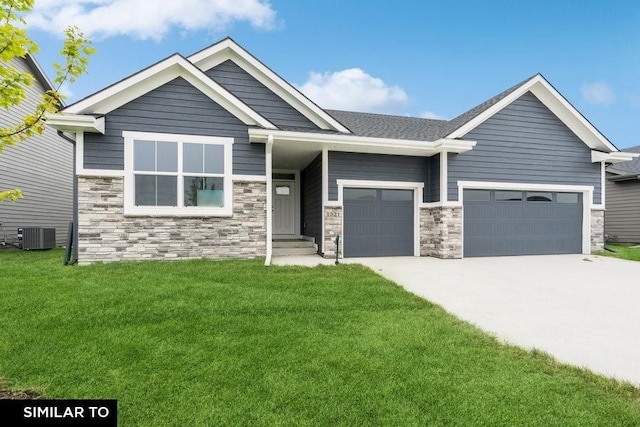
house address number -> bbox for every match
[326,210,341,218]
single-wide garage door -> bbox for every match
[344,188,414,257]
[464,189,583,257]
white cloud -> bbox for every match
[27,0,278,41]
[581,81,615,106]
[298,68,408,113]
[419,110,445,120]
[58,83,73,99]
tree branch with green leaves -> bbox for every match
[0,0,95,202]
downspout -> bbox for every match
[57,130,79,264]
[264,135,274,266]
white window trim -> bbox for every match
[336,179,424,257]
[123,131,234,217]
[457,180,594,256]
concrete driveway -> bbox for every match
[274,253,640,385]
[351,254,640,386]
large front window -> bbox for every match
[124,131,233,216]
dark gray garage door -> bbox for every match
[344,188,414,257]
[464,189,583,257]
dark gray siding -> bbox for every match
[328,152,431,202]
[84,77,265,175]
[301,154,322,250]
[427,155,440,203]
[448,92,601,203]
[0,57,72,246]
[207,60,319,130]
[605,176,640,243]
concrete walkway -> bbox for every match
[273,254,640,386]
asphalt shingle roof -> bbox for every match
[608,145,640,175]
[325,75,538,142]
[325,110,446,141]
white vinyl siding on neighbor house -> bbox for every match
[123,131,233,216]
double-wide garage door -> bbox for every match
[463,189,583,257]
[343,188,414,257]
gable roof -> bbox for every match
[607,145,640,176]
[439,76,533,138]
[62,53,276,129]
[188,38,350,133]
[445,74,618,152]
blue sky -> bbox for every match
[26,0,640,148]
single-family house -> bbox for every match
[0,55,73,248]
[46,38,635,264]
[605,145,640,243]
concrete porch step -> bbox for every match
[273,239,316,249]
[272,247,318,256]
[272,238,317,256]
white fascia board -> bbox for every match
[249,129,476,156]
[63,55,275,129]
[591,150,639,163]
[46,114,105,134]
[188,39,351,133]
[446,75,617,152]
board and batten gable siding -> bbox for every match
[327,152,431,202]
[83,77,265,175]
[0,57,72,246]
[206,60,319,130]
[448,91,601,203]
[301,154,322,248]
[605,175,640,243]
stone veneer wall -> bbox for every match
[420,206,463,259]
[78,176,266,264]
[323,205,342,259]
[591,208,605,252]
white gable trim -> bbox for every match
[63,54,276,129]
[188,38,351,134]
[446,74,618,153]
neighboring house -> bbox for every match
[47,38,635,264]
[0,55,73,247]
[605,145,640,243]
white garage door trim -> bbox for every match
[335,179,424,257]
[458,181,594,256]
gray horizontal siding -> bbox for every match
[207,60,319,130]
[605,178,640,243]
[328,152,430,202]
[84,77,265,175]
[0,57,73,246]
[302,154,322,251]
[428,155,440,203]
[448,92,601,203]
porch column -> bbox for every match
[265,135,274,265]
[440,151,448,202]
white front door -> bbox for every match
[273,180,296,236]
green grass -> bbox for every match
[599,243,640,261]
[1,250,639,426]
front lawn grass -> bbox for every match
[1,250,639,426]
[599,243,640,261]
